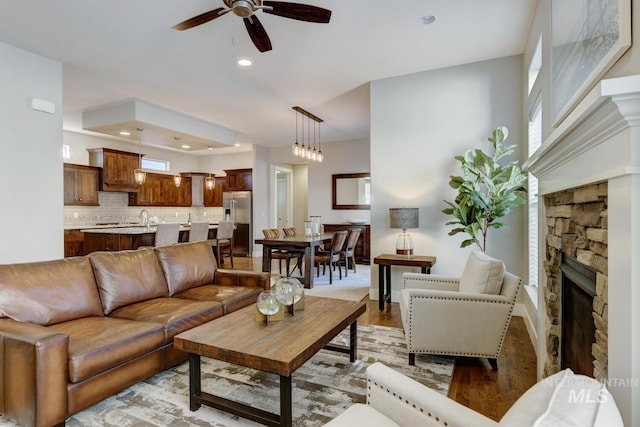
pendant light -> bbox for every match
[317,120,324,162]
[291,106,325,162]
[134,127,146,185]
[291,109,301,156]
[173,137,182,188]
[205,173,216,190]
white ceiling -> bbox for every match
[0,0,536,154]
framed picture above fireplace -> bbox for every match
[551,0,631,126]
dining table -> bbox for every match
[255,232,334,289]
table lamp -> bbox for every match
[389,208,419,255]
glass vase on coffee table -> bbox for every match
[274,277,304,315]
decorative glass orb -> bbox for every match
[256,291,280,316]
[274,277,303,306]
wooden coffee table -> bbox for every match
[174,296,367,427]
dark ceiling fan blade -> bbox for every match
[243,16,272,52]
[262,1,331,23]
[172,8,230,30]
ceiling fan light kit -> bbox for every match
[172,0,332,52]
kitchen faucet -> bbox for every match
[139,209,149,227]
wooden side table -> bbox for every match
[373,254,436,311]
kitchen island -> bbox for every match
[81,224,217,254]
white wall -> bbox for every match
[370,55,525,301]
[0,42,63,263]
[269,139,371,230]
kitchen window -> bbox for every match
[142,158,170,172]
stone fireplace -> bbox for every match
[543,183,608,381]
[524,75,640,425]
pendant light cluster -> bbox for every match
[291,106,324,162]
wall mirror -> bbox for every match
[332,172,371,210]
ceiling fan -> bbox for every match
[172,0,332,53]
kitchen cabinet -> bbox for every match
[128,172,191,207]
[225,168,252,191]
[88,148,141,192]
[323,224,371,264]
[64,163,99,206]
[204,176,227,207]
[64,229,85,257]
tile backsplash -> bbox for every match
[64,192,224,229]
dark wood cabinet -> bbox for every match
[88,148,141,192]
[64,229,85,257]
[225,168,252,191]
[64,163,99,206]
[128,172,192,207]
[204,176,227,207]
[323,224,371,264]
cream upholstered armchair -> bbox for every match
[325,363,623,426]
[399,251,522,370]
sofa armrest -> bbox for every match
[366,362,498,427]
[402,273,460,291]
[214,269,271,290]
[0,318,69,427]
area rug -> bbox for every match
[0,324,454,427]
[305,264,371,301]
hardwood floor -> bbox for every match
[228,255,537,421]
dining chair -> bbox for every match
[282,227,304,275]
[211,221,234,267]
[314,230,348,284]
[262,228,301,276]
[340,228,362,277]
[188,221,210,242]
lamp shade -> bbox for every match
[389,208,419,229]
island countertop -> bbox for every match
[81,223,218,253]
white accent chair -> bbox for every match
[325,363,623,426]
[399,251,521,370]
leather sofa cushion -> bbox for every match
[109,298,223,343]
[0,257,103,325]
[49,316,165,383]
[155,241,216,295]
[175,285,263,314]
[90,248,169,314]
[215,269,271,289]
[459,251,505,295]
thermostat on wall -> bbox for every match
[31,98,56,114]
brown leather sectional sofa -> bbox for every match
[0,241,269,427]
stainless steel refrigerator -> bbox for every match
[222,191,252,256]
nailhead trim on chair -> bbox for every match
[367,378,450,426]
[406,292,518,357]
[401,276,458,289]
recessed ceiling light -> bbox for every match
[119,131,131,136]
[181,144,190,149]
[234,143,241,147]
[238,58,252,67]
[207,145,213,151]
[419,15,436,25]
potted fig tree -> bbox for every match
[442,126,527,252]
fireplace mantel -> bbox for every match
[524,75,640,195]
[523,74,640,425]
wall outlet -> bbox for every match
[175,212,179,217]
[203,212,207,217]
[73,212,79,219]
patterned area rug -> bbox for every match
[0,324,454,427]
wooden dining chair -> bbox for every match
[282,227,304,274]
[262,228,301,276]
[340,228,362,277]
[314,230,348,284]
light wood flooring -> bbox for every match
[228,256,537,422]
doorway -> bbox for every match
[275,167,293,230]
